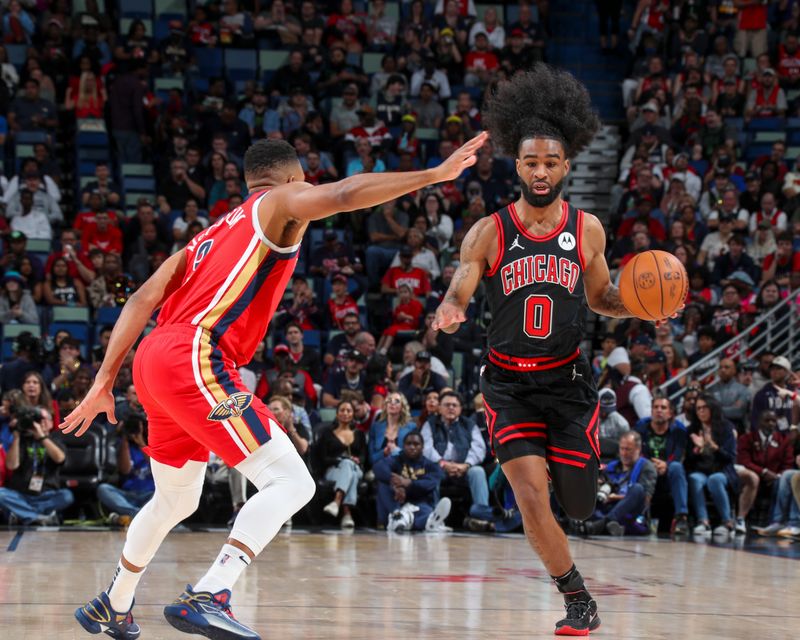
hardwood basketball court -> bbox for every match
[1,528,797,639]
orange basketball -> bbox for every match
[618,250,688,322]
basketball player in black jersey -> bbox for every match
[433,66,660,636]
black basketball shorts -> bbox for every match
[480,353,601,468]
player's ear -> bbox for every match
[515,157,522,178]
[563,158,570,176]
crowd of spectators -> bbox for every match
[588,0,800,539]
[0,1,798,538]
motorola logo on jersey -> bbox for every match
[207,392,253,421]
[557,232,576,251]
[500,254,581,296]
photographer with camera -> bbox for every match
[584,432,656,537]
[0,406,73,525]
[97,414,154,527]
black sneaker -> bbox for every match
[554,591,601,636]
[604,520,624,537]
[671,514,689,537]
[582,519,607,536]
[463,517,495,532]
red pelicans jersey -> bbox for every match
[158,189,300,366]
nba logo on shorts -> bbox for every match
[208,392,253,421]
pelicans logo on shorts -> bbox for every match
[208,392,253,421]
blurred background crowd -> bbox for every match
[0,0,798,539]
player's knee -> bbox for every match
[294,464,316,508]
[513,482,552,517]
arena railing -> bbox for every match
[656,288,800,404]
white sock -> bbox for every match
[194,544,251,594]
[107,561,145,613]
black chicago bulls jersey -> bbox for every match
[484,200,588,363]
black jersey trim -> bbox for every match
[509,200,568,242]
[486,211,505,277]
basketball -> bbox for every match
[618,250,688,321]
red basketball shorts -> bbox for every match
[133,324,283,468]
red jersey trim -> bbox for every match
[487,348,580,372]
[250,189,302,254]
[509,200,568,242]
[486,212,505,276]
[576,208,587,271]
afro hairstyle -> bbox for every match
[244,139,299,180]
[483,64,601,159]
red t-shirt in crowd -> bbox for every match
[465,51,499,72]
[762,251,800,274]
[381,266,431,296]
[328,295,359,329]
[73,210,120,238]
[738,5,768,30]
[45,249,95,283]
[83,225,123,255]
[778,44,800,78]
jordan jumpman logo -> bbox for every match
[509,234,525,251]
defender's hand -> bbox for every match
[433,131,489,183]
[59,383,117,437]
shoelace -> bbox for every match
[564,599,590,620]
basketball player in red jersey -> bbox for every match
[62,133,488,640]
[432,67,663,636]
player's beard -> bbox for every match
[520,178,565,208]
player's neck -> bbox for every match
[514,196,563,225]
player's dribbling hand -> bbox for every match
[432,302,466,334]
[59,383,117,437]
[434,131,489,182]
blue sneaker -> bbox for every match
[163,585,260,640]
[74,591,141,639]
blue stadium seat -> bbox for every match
[77,131,109,147]
[49,323,91,357]
[154,0,187,17]
[303,330,322,349]
[97,307,123,326]
[225,49,257,73]
[744,143,774,162]
[77,148,111,162]
[15,131,48,145]
[78,162,97,176]
[122,176,156,193]
[746,117,784,131]
[119,0,153,18]
[5,44,26,68]
[196,48,224,76]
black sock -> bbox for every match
[551,564,586,594]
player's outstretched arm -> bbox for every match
[582,213,632,319]
[432,216,495,334]
[59,251,188,436]
[276,131,488,221]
